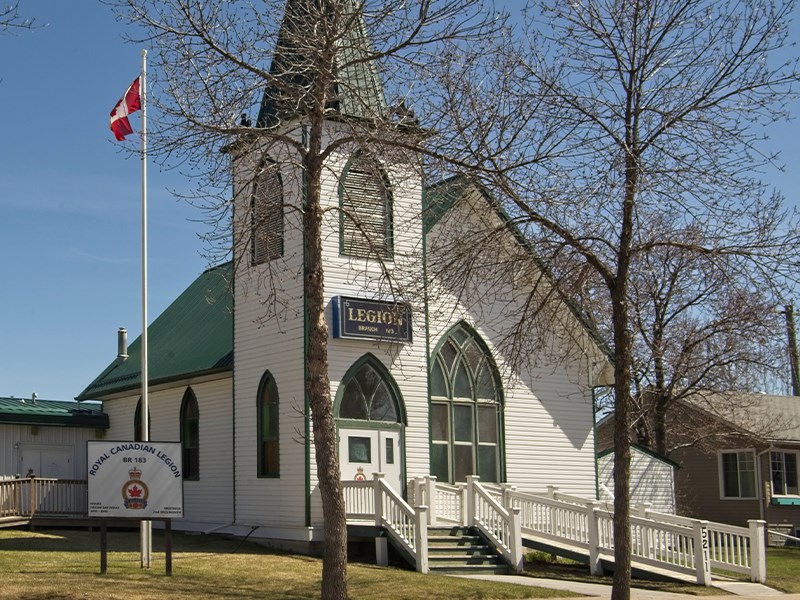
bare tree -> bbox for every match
[0,3,36,33]
[421,0,800,597]
[573,210,791,456]
[109,1,495,598]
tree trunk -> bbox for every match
[305,144,348,599]
[611,293,633,600]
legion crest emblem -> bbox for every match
[354,466,366,481]
[121,467,149,510]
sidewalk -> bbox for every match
[457,574,797,600]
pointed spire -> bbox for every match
[256,0,387,128]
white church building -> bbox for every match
[77,0,611,556]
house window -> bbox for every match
[251,161,283,264]
[720,450,757,498]
[430,324,503,484]
[258,372,280,477]
[770,451,799,496]
[181,388,200,480]
[339,153,392,259]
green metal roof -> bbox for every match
[0,397,108,428]
[423,175,475,235]
[76,263,233,401]
[256,0,387,128]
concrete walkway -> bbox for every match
[457,575,796,600]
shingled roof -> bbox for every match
[76,263,233,401]
[256,0,386,128]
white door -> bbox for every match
[19,445,74,479]
[339,428,403,494]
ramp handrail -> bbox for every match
[506,486,766,585]
[635,503,765,583]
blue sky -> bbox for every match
[0,1,208,401]
[1,1,799,402]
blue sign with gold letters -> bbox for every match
[332,296,412,342]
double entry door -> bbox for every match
[338,427,403,494]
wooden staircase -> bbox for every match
[426,526,509,575]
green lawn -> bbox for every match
[0,529,571,600]
[766,547,800,593]
[523,551,726,596]
[524,547,800,595]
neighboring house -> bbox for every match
[668,393,800,540]
[76,0,612,552]
[0,396,108,480]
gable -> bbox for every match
[424,175,612,386]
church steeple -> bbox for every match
[256,0,387,128]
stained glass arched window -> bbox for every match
[181,388,200,480]
[430,324,503,483]
[258,372,280,477]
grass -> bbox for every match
[765,546,800,593]
[0,528,572,600]
[525,547,800,595]
[523,551,727,596]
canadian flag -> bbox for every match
[110,77,141,141]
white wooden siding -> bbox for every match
[231,132,429,532]
[426,190,599,497]
[598,448,677,514]
[0,423,100,479]
[232,139,311,532]
[99,374,234,527]
[317,146,429,524]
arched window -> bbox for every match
[339,153,393,259]
[430,324,503,483]
[338,359,401,423]
[181,388,200,480]
[258,372,280,477]
[251,160,283,264]
[134,398,151,442]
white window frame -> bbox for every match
[718,449,758,500]
[770,449,800,497]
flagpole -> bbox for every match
[139,47,152,570]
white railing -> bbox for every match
[629,514,703,581]
[344,474,429,573]
[341,480,374,520]
[467,476,523,573]
[635,503,765,583]
[410,476,463,525]
[350,475,766,584]
[768,529,800,545]
[0,478,23,517]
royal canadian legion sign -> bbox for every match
[87,441,184,519]
[332,296,412,342]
